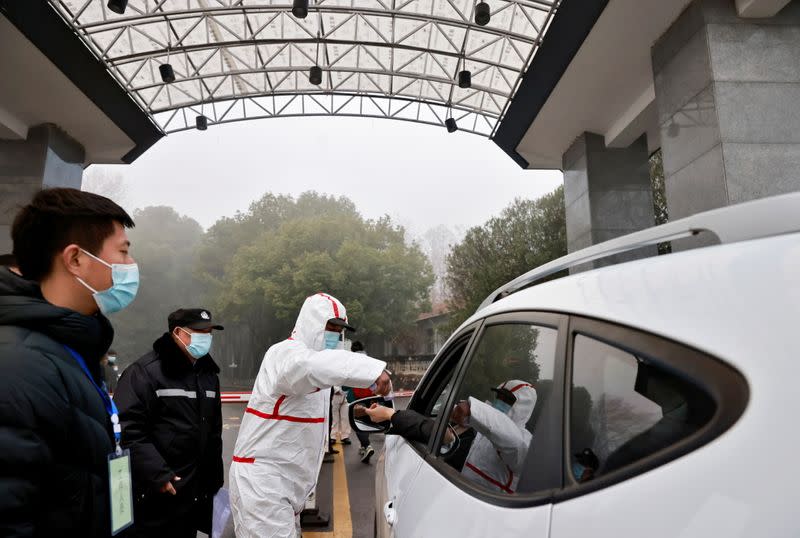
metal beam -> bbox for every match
[156,93,493,135]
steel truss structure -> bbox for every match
[50,0,558,136]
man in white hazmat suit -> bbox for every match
[229,293,390,538]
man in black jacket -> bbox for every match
[0,188,138,537]
[115,308,225,538]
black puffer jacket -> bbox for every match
[0,268,116,537]
[114,333,223,534]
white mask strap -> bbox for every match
[80,248,112,269]
[75,276,99,294]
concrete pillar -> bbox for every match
[563,132,656,272]
[0,123,84,255]
[652,0,800,226]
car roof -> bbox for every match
[478,192,800,310]
[456,231,800,378]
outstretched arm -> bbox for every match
[273,347,388,396]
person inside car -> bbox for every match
[365,379,537,494]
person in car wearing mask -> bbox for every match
[366,379,537,494]
[114,308,225,538]
[229,293,392,538]
[0,188,137,537]
[453,381,537,493]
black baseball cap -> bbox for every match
[327,317,356,332]
[490,387,517,406]
[168,308,224,331]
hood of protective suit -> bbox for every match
[289,293,349,351]
[497,380,537,426]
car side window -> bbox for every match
[409,332,472,419]
[440,322,559,496]
[569,334,716,484]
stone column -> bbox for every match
[563,132,656,272]
[0,123,84,256]
[652,0,800,227]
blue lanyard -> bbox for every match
[64,345,122,451]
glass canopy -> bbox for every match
[50,0,558,135]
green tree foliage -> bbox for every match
[198,192,434,382]
[650,149,671,254]
[650,149,668,226]
[445,186,567,326]
[195,192,360,287]
[111,206,204,366]
[456,324,542,403]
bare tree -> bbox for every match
[82,166,130,209]
[419,224,463,304]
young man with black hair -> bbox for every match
[0,188,138,537]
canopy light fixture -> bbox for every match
[458,70,472,89]
[309,65,323,85]
[159,64,175,83]
[196,82,208,131]
[445,117,458,133]
[107,0,128,14]
[309,32,323,85]
[475,2,490,26]
[292,0,309,19]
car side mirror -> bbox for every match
[438,424,461,458]
[348,396,394,433]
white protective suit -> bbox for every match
[229,293,386,538]
[461,380,537,494]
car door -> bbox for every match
[549,317,747,538]
[377,327,478,538]
[391,312,568,538]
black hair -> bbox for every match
[351,340,365,352]
[11,188,134,281]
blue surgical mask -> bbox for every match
[76,249,139,315]
[323,331,341,350]
[179,328,213,359]
[492,399,512,414]
[572,462,586,481]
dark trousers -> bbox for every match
[125,490,211,538]
[356,429,370,448]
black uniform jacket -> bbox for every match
[114,333,223,531]
[0,268,116,537]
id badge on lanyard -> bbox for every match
[64,346,134,535]
[108,449,134,535]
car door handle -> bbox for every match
[383,500,396,526]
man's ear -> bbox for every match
[61,244,84,276]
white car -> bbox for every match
[351,193,800,538]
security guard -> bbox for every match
[115,308,224,538]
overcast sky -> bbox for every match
[87,117,562,237]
